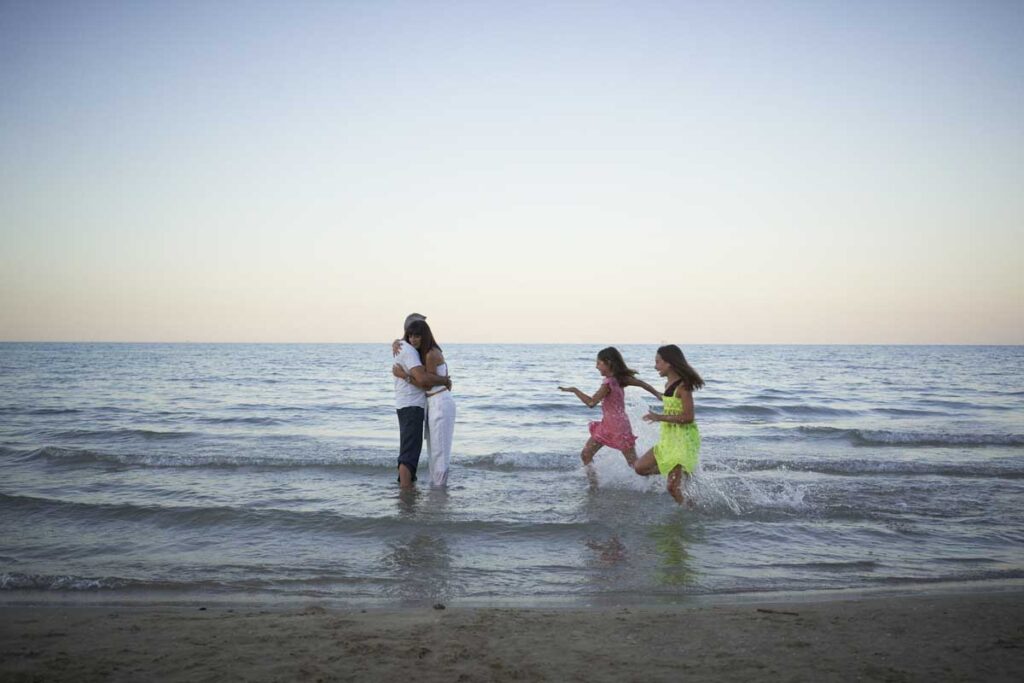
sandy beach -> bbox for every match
[3,587,1022,682]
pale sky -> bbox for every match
[1,0,1022,344]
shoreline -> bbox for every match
[3,585,1022,681]
[3,576,1022,610]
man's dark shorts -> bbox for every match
[397,406,425,481]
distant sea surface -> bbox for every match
[1,343,1022,605]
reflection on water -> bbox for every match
[397,481,453,515]
[381,533,452,603]
[648,514,697,587]
[397,487,420,514]
[586,537,627,564]
[385,488,455,603]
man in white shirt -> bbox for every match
[393,313,451,489]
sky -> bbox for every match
[1,0,1022,344]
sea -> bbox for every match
[1,343,1022,606]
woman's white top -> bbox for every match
[428,362,449,395]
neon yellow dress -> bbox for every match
[653,394,701,475]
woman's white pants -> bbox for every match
[423,393,456,489]
[425,392,456,487]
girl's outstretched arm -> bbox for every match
[558,384,610,409]
[625,376,662,399]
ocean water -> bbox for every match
[1,343,1022,605]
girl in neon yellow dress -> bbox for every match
[633,345,705,505]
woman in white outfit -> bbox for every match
[393,320,455,487]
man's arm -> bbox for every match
[408,366,451,389]
[395,343,451,389]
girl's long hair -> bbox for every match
[597,347,637,388]
[404,320,441,363]
[657,344,704,392]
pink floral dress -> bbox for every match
[588,377,637,451]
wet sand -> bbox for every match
[2,588,1022,681]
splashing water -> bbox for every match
[587,391,812,515]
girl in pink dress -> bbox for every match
[559,347,662,468]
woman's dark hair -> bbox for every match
[404,320,441,362]
[597,347,637,388]
[657,344,704,392]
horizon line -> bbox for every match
[1,340,1021,347]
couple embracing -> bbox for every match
[391,313,456,489]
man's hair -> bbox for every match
[404,313,426,330]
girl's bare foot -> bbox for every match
[669,483,685,505]
[667,466,685,504]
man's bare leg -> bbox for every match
[398,464,414,490]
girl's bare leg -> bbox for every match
[579,438,603,489]
[580,437,603,466]
[666,466,687,505]
[633,448,659,476]
[621,447,638,468]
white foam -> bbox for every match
[587,452,662,492]
[690,461,809,514]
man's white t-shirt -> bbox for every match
[394,341,426,410]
